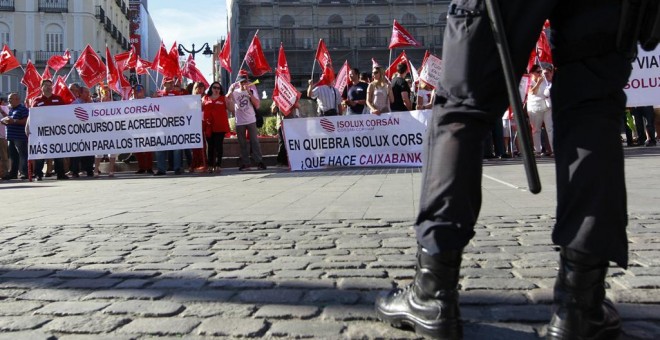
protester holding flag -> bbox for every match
[226,74,266,171]
[28,79,66,180]
[203,81,230,174]
[307,77,342,117]
[344,68,369,115]
[527,64,553,156]
[390,63,413,112]
[366,66,393,115]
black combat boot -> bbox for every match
[546,248,621,340]
[376,246,463,340]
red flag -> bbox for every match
[371,58,381,69]
[386,51,409,80]
[273,43,291,98]
[273,75,301,116]
[276,42,291,82]
[126,45,138,69]
[74,45,106,88]
[0,45,21,74]
[219,32,232,73]
[182,54,209,88]
[105,47,132,100]
[21,61,42,95]
[389,20,422,49]
[151,42,180,79]
[168,41,182,80]
[136,58,152,75]
[314,39,334,86]
[527,20,553,72]
[314,39,333,71]
[244,34,271,77]
[114,51,130,72]
[53,76,75,104]
[47,50,71,72]
[41,66,52,81]
[334,60,350,94]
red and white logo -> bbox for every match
[320,118,335,132]
[74,107,89,121]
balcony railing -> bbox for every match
[34,51,66,64]
[433,35,443,46]
[325,38,352,48]
[116,31,123,44]
[39,0,68,13]
[95,6,105,23]
[111,25,118,39]
[360,37,388,48]
[0,0,14,11]
[105,18,112,33]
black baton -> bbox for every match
[484,0,542,194]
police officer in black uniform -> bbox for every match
[375,1,633,339]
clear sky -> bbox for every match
[148,0,227,83]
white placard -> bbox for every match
[28,95,203,160]
[625,46,660,107]
[419,54,442,87]
[283,110,430,171]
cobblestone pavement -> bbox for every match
[1,147,659,339]
[0,216,659,339]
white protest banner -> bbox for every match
[625,45,660,106]
[273,76,301,116]
[419,54,442,87]
[28,95,202,160]
[283,110,430,171]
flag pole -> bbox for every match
[388,49,393,78]
[235,30,259,83]
[64,67,75,82]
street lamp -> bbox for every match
[177,42,213,60]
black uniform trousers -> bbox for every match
[416,0,630,268]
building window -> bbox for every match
[0,22,9,46]
[45,24,63,52]
[328,14,343,46]
[401,13,418,36]
[280,15,295,46]
[365,14,380,42]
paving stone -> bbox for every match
[0,331,57,340]
[0,301,43,315]
[52,270,109,279]
[613,276,660,289]
[481,305,552,322]
[344,321,423,340]
[275,279,336,289]
[617,303,660,320]
[114,279,151,289]
[0,289,27,299]
[35,301,110,316]
[463,322,540,340]
[460,290,529,305]
[273,270,324,279]
[43,315,130,333]
[57,335,135,340]
[118,317,201,335]
[337,278,393,290]
[18,289,89,302]
[208,279,275,289]
[321,304,378,321]
[149,278,207,289]
[368,261,415,269]
[58,278,122,289]
[308,261,364,270]
[179,303,255,318]
[462,278,538,291]
[304,289,361,304]
[326,269,386,278]
[167,290,234,302]
[197,317,267,337]
[254,304,319,319]
[0,316,51,331]
[0,270,54,279]
[268,320,345,338]
[462,268,515,278]
[104,301,184,317]
[83,289,166,301]
[236,289,305,304]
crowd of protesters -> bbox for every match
[1,63,657,181]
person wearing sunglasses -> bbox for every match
[202,82,230,173]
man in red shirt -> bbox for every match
[30,79,67,180]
